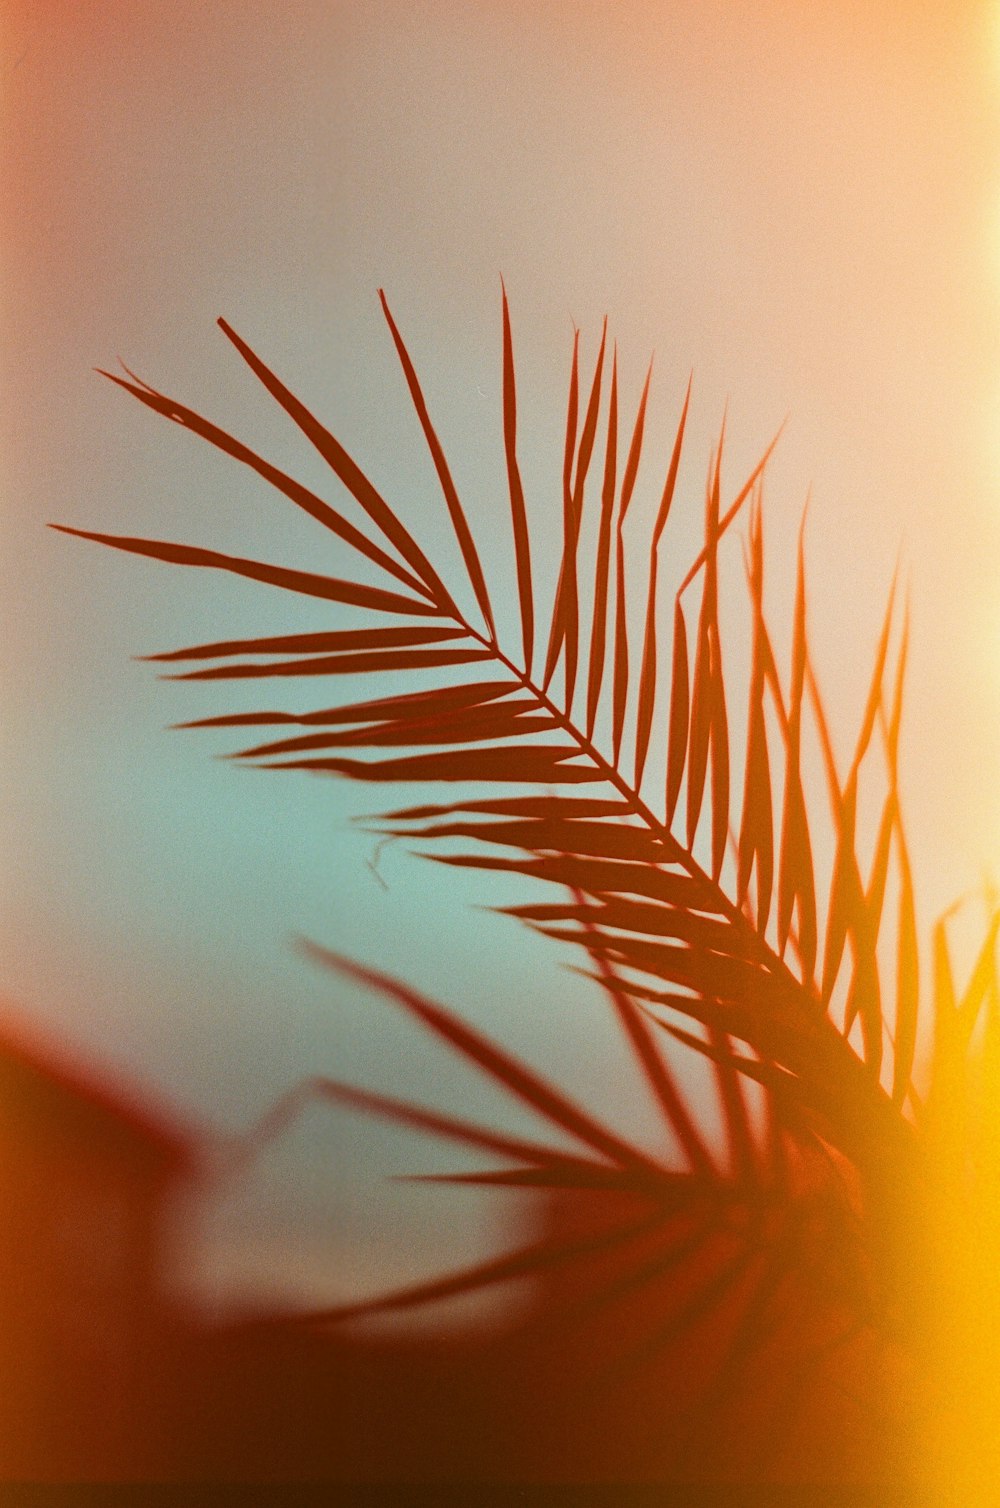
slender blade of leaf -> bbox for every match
[166,647,494,681]
[586,350,618,738]
[379,290,496,638]
[709,626,730,884]
[144,626,466,662]
[542,329,580,691]
[611,361,653,766]
[500,279,535,674]
[272,747,606,783]
[216,318,458,612]
[634,380,691,788]
[50,526,440,616]
[665,601,689,828]
[676,422,785,597]
[99,370,433,602]
[165,647,492,681]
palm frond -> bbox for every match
[60,289,984,1349]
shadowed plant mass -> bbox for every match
[56,290,1000,1489]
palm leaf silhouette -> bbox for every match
[56,290,1000,1480]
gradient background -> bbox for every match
[3,0,1000,1314]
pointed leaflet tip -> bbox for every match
[379,290,497,641]
[215,313,457,614]
[501,280,535,675]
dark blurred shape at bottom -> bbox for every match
[0,1011,917,1486]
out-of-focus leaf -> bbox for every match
[892,827,919,1108]
[289,1207,666,1325]
[708,1026,758,1184]
[580,916,716,1177]
[300,944,669,1174]
[242,1076,604,1169]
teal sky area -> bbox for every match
[4,0,1000,1310]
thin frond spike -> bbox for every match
[611,360,654,767]
[378,290,497,639]
[586,349,619,738]
[634,379,692,789]
[215,317,457,613]
[563,320,608,711]
[665,600,690,828]
[685,442,721,849]
[542,329,581,692]
[50,526,440,617]
[500,279,535,675]
[97,370,435,603]
[676,420,785,597]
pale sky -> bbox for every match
[4,0,1000,1309]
